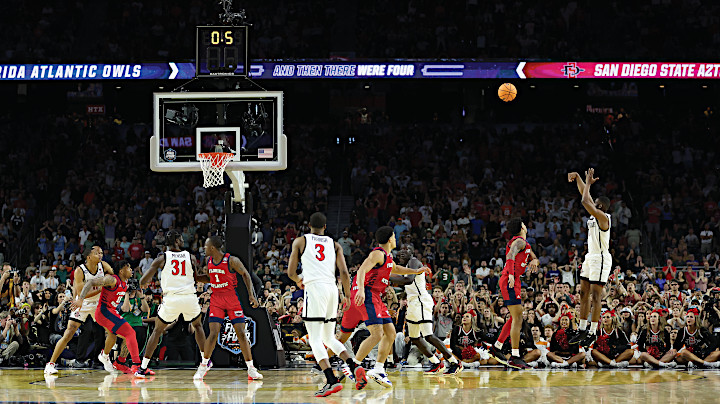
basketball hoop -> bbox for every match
[198,152,234,188]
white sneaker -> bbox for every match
[527,361,538,368]
[194,360,213,380]
[615,361,629,368]
[665,361,677,368]
[98,353,115,373]
[367,368,392,388]
[44,362,58,375]
[643,362,653,369]
[687,362,696,369]
[247,367,263,380]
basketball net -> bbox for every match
[198,152,234,188]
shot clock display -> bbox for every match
[196,26,248,77]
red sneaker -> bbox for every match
[354,366,368,390]
[113,361,131,374]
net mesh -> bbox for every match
[198,152,234,188]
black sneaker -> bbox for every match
[579,333,597,348]
[443,362,463,376]
[507,356,530,370]
[314,382,343,397]
[488,345,508,365]
[568,329,588,345]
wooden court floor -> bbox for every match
[1,367,718,403]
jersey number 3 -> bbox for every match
[171,260,187,276]
[314,244,325,261]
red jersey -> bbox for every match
[503,236,531,276]
[352,247,394,294]
[99,275,127,312]
[207,253,237,294]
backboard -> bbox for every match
[150,91,287,172]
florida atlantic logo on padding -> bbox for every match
[218,316,257,354]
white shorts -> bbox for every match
[70,298,99,323]
[580,253,613,285]
[406,296,434,338]
[302,282,338,322]
[158,293,202,323]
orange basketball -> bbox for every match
[498,83,517,102]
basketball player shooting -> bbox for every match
[288,212,367,397]
[194,235,263,381]
[568,168,613,346]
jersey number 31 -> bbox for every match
[171,260,187,276]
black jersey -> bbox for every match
[637,327,671,360]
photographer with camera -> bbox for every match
[701,288,720,336]
[0,310,23,364]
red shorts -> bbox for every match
[95,305,129,334]
[499,273,522,306]
[209,291,245,324]
[340,289,391,332]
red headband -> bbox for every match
[560,312,574,320]
[687,308,700,317]
[466,310,477,317]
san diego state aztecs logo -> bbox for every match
[218,316,256,354]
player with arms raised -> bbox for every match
[288,212,367,397]
[137,230,207,377]
[194,235,263,381]
[488,218,539,369]
[568,168,613,346]
[45,246,113,375]
[71,260,145,376]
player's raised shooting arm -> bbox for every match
[78,275,116,300]
[335,242,351,299]
[568,172,587,196]
[288,236,305,284]
[581,168,610,230]
[229,256,255,299]
[140,254,165,288]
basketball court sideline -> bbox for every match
[2,368,719,404]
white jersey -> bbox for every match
[587,213,611,255]
[404,257,430,301]
[300,234,336,285]
[160,250,195,295]
[79,262,105,302]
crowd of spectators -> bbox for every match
[0,99,718,369]
[2,0,720,62]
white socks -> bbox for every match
[429,356,440,364]
[579,319,588,331]
[141,357,150,368]
[511,349,520,358]
[589,322,598,335]
[374,361,384,371]
[494,341,503,350]
[201,357,210,366]
[246,360,255,369]
[448,356,458,364]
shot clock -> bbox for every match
[196,26,249,77]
